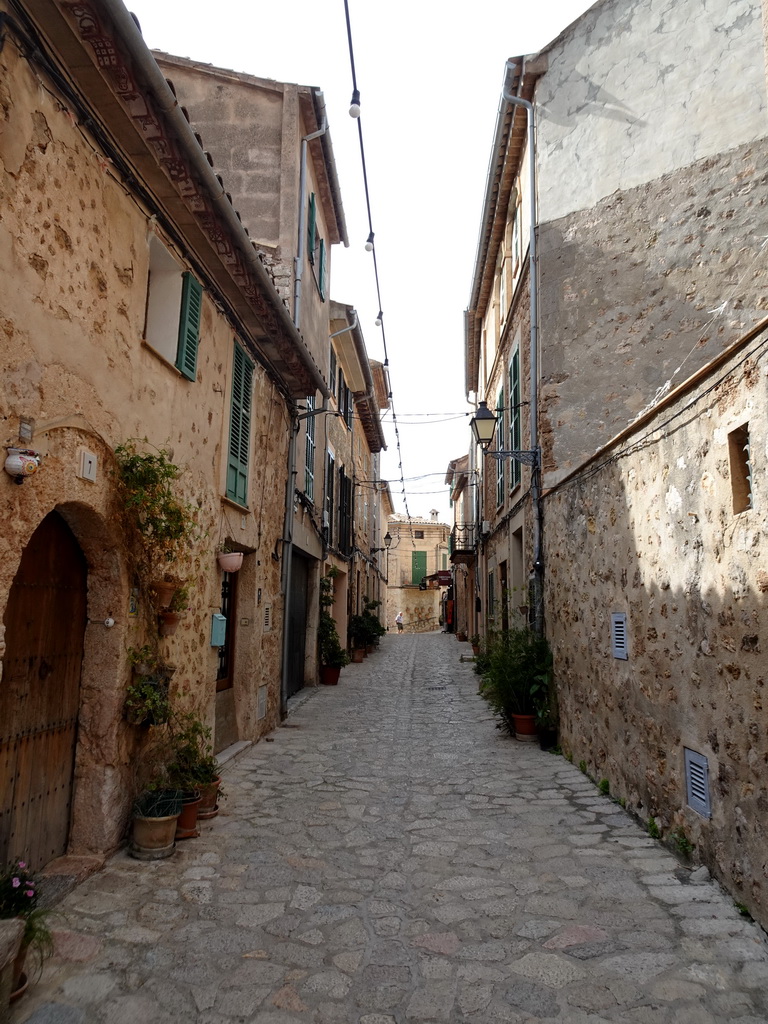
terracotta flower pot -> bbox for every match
[175,791,202,840]
[321,665,341,685]
[217,551,244,572]
[130,812,180,859]
[152,581,177,608]
[351,649,365,664]
[197,778,222,819]
[511,713,538,741]
[158,610,182,636]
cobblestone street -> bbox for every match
[15,632,768,1024]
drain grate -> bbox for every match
[426,685,446,691]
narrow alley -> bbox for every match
[15,634,768,1024]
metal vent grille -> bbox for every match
[684,747,711,818]
[611,613,628,660]
[264,604,272,632]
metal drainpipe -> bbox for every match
[294,120,328,329]
[501,60,544,634]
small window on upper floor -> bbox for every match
[307,193,326,301]
[414,530,424,539]
[144,236,202,381]
[728,423,753,514]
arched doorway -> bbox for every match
[0,511,87,870]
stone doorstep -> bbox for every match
[216,739,253,768]
[38,855,106,910]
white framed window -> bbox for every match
[144,236,201,380]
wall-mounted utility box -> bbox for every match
[78,449,98,482]
[210,613,227,647]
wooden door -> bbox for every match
[216,571,238,693]
[0,512,86,871]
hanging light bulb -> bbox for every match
[375,310,383,327]
[349,89,361,118]
[365,231,374,252]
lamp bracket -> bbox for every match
[486,449,538,467]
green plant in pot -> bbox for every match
[319,570,349,684]
[114,440,200,603]
[0,860,54,997]
[479,627,552,739]
[166,710,220,835]
[361,598,386,649]
[124,676,172,726]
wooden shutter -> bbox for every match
[496,387,505,506]
[412,551,427,586]
[227,343,253,505]
[318,239,326,299]
[509,350,521,490]
[308,193,317,263]
[176,272,202,381]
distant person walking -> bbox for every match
[395,611,404,634]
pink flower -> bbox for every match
[17,863,26,870]
[25,890,33,897]
[11,878,19,888]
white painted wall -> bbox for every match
[536,0,768,223]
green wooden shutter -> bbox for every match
[227,342,253,505]
[509,350,521,490]
[412,551,427,586]
[496,386,505,506]
[176,272,202,381]
[307,193,317,264]
[318,239,326,300]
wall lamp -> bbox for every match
[371,532,392,554]
[469,401,538,467]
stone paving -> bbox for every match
[14,632,768,1023]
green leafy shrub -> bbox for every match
[598,778,610,796]
[647,816,661,839]
[318,572,349,669]
[478,628,552,734]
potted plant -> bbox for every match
[217,546,244,573]
[0,860,54,999]
[130,788,184,859]
[318,570,350,684]
[166,710,219,837]
[124,675,172,726]
[114,440,200,608]
[361,598,386,652]
[469,633,481,656]
[478,627,552,740]
[158,584,190,637]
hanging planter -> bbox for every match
[152,580,178,608]
[158,610,183,637]
[217,550,243,572]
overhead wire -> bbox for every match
[342,0,414,520]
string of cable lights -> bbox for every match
[342,0,415,522]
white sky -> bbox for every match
[125,0,595,524]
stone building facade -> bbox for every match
[385,515,451,633]
[0,0,357,872]
[464,0,768,924]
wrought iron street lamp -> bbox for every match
[469,401,538,467]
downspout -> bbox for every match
[501,59,544,634]
[294,120,329,329]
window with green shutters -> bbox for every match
[496,387,506,506]
[304,394,315,501]
[412,551,427,586]
[176,272,202,381]
[226,342,254,505]
[144,237,202,379]
[509,349,522,491]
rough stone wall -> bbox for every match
[385,589,442,635]
[539,139,768,484]
[0,36,290,855]
[535,0,768,488]
[544,334,768,926]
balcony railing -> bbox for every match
[450,523,477,564]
